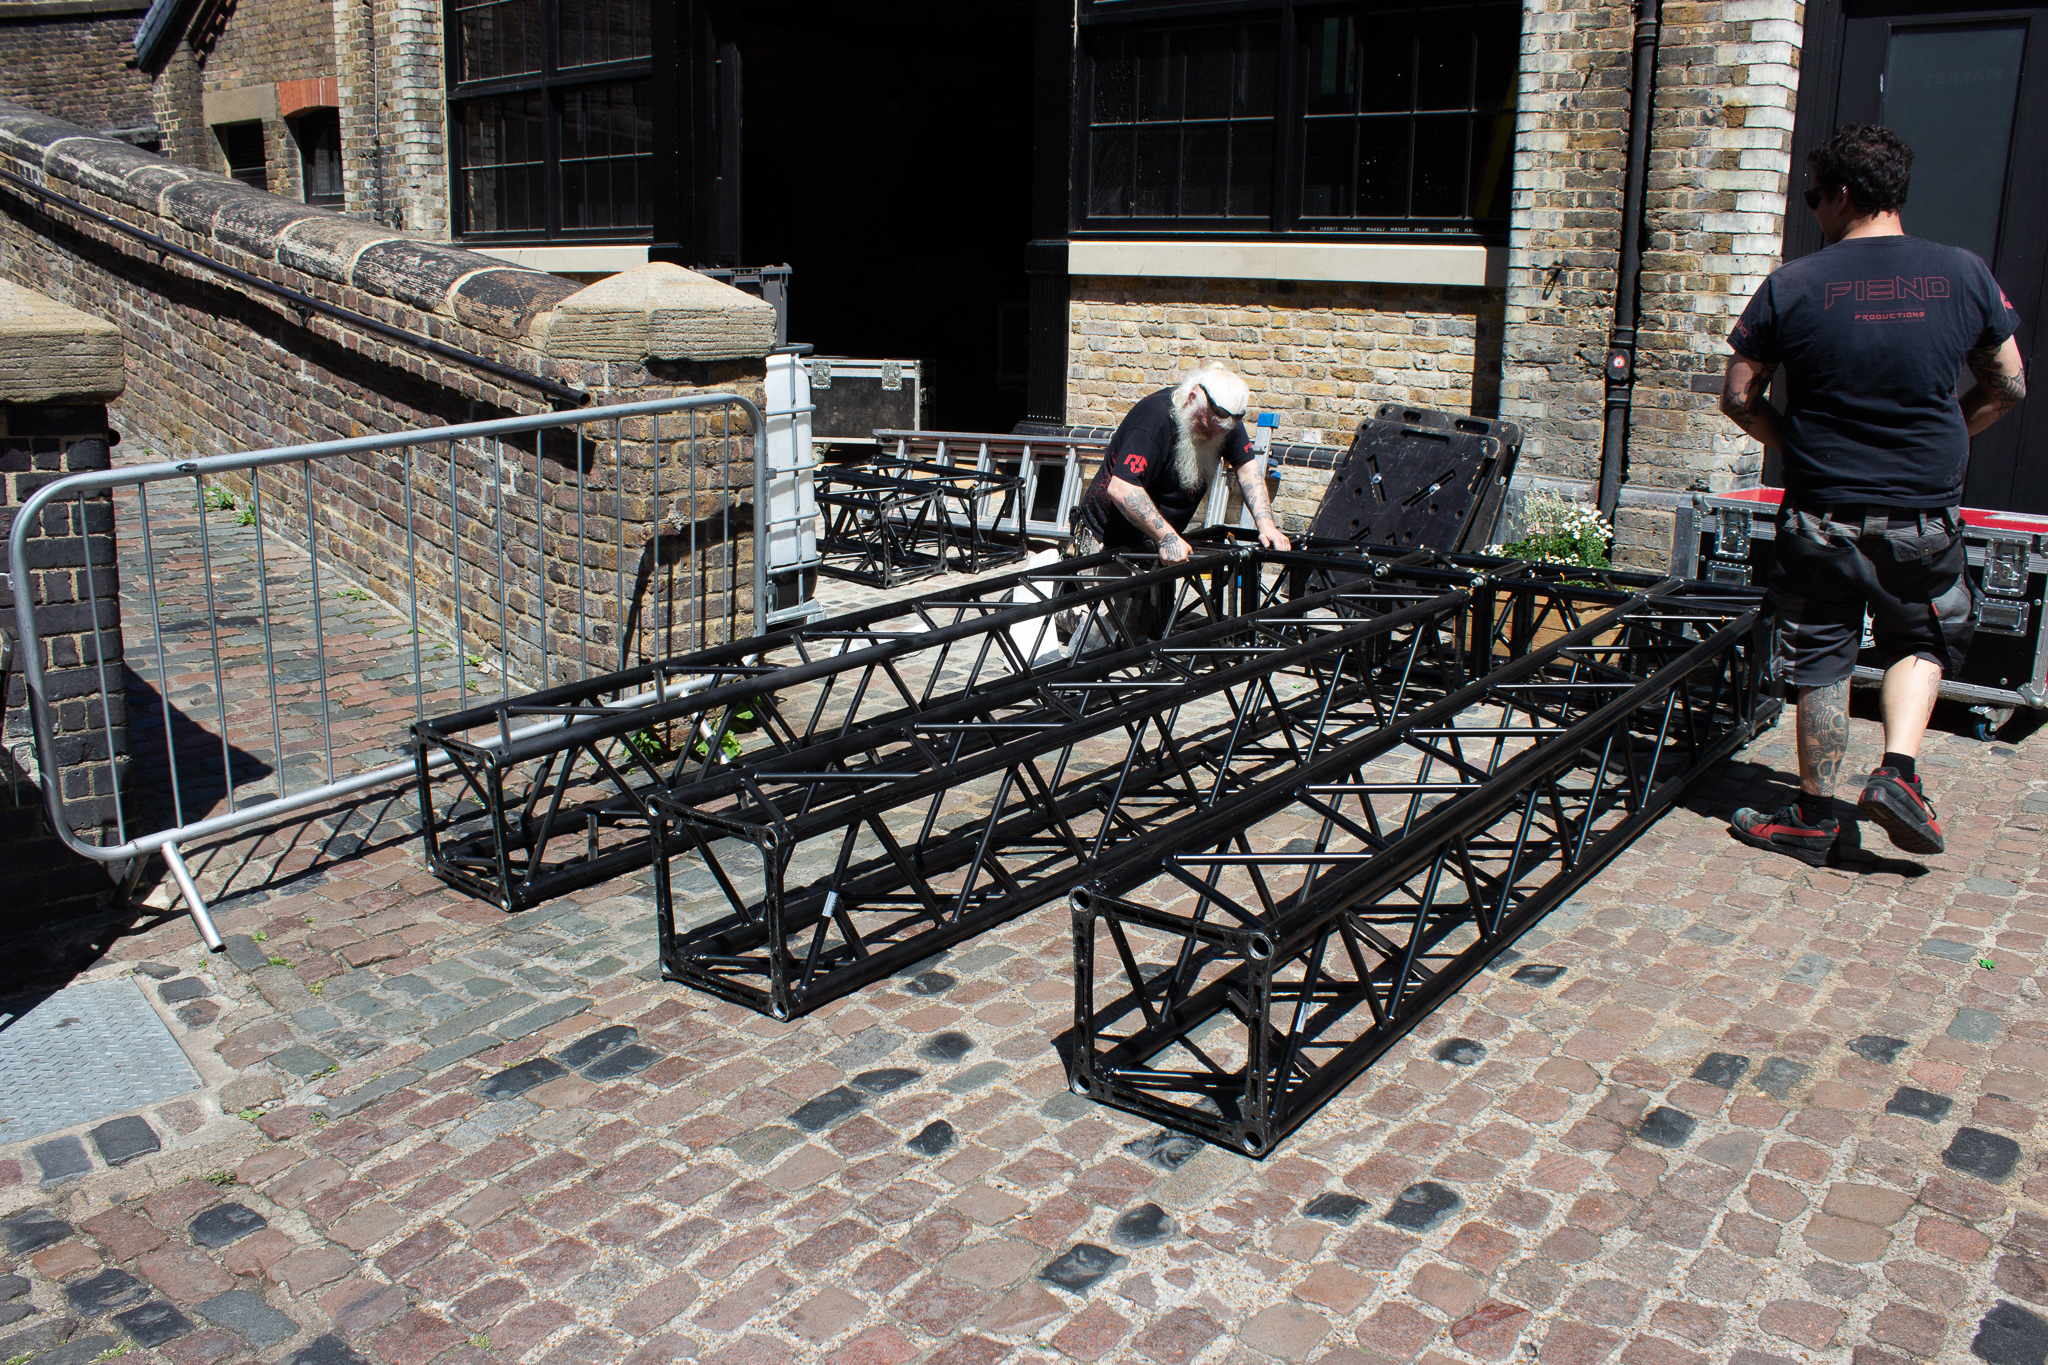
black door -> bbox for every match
[1785,0,2048,510]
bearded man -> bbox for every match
[1072,366,1291,562]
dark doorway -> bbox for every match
[737,1,1037,433]
[1785,0,2048,510]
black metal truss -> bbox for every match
[649,553,1539,1020]
[1068,579,1777,1156]
[815,461,1026,586]
[414,550,1258,911]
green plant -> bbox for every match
[694,698,765,760]
[1489,491,1613,571]
[309,980,325,995]
[205,1169,236,1186]
[203,483,236,513]
[266,955,291,968]
[468,1336,492,1350]
[336,585,372,603]
[1981,957,1997,970]
[625,728,667,761]
[237,502,256,527]
[252,931,268,942]
[93,1347,131,1361]
[466,652,485,669]
[237,1107,263,1122]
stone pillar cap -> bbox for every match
[534,262,777,363]
[0,278,124,401]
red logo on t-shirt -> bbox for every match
[1124,454,1148,475]
[1823,276,1951,308]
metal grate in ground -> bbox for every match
[0,977,202,1145]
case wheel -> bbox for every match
[1969,705,2015,741]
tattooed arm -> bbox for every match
[1234,459,1291,552]
[1796,680,1850,802]
[1961,335,2028,436]
[1105,475,1189,563]
[1719,352,1785,452]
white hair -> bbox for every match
[1167,365,1248,492]
[1171,365,1250,419]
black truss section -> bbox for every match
[1069,578,1778,1156]
[414,551,1259,910]
[816,461,1027,586]
[649,554,1522,1020]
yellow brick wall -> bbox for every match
[1066,278,1507,449]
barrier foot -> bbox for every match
[161,842,223,951]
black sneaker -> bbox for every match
[1858,767,1945,855]
[1729,804,1840,867]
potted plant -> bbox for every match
[1486,491,1617,652]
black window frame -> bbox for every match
[217,119,268,191]
[293,109,345,209]
[445,0,655,244]
[1072,0,1521,243]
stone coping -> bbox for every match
[0,101,774,364]
[0,276,122,401]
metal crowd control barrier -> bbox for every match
[6,392,769,949]
[1072,568,1776,1154]
[412,551,1245,913]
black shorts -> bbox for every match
[1766,502,1974,689]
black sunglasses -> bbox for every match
[1804,185,1836,210]
[1197,383,1246,421]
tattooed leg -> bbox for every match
[1796,680,1850,798]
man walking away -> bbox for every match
[1720,123,2026,866]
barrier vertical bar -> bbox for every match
[304,461,334,786]
[495,436,510,699]
[249,468,285,799]
[404,448,424,730]
[453,442,467,700]
[614,417,625,673]
[136,486,184,828]
[536,430,549,687]
[576,425,589,681]
[193,474,237,811]
[689,410,701,651]
[75,486,124,843]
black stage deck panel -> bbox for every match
[1309,405,1521,555]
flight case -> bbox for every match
[1695,486,2048,733]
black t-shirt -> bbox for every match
[1077,387,1256,548]
[1731,235,2020,508]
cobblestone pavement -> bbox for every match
[8,549,2048,1365]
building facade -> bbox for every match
[1,0,2041,551]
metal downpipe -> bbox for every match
[1598,0,1664,520]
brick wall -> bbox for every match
[135,0,340,202]
[1,403,124,850]
[1067,278,1506,443]
[1066,278,1507,533]
[0,7,156,139]
[1500,0,1800,512]
[0,103,775,704]
[334,0,446,233]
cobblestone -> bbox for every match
[11,564,2048,1365]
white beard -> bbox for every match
[1172,405,1227,492]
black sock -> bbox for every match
[1882,751,1916,781]
[1796,790,1833,825]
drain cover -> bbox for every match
[0,977,202,1145]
